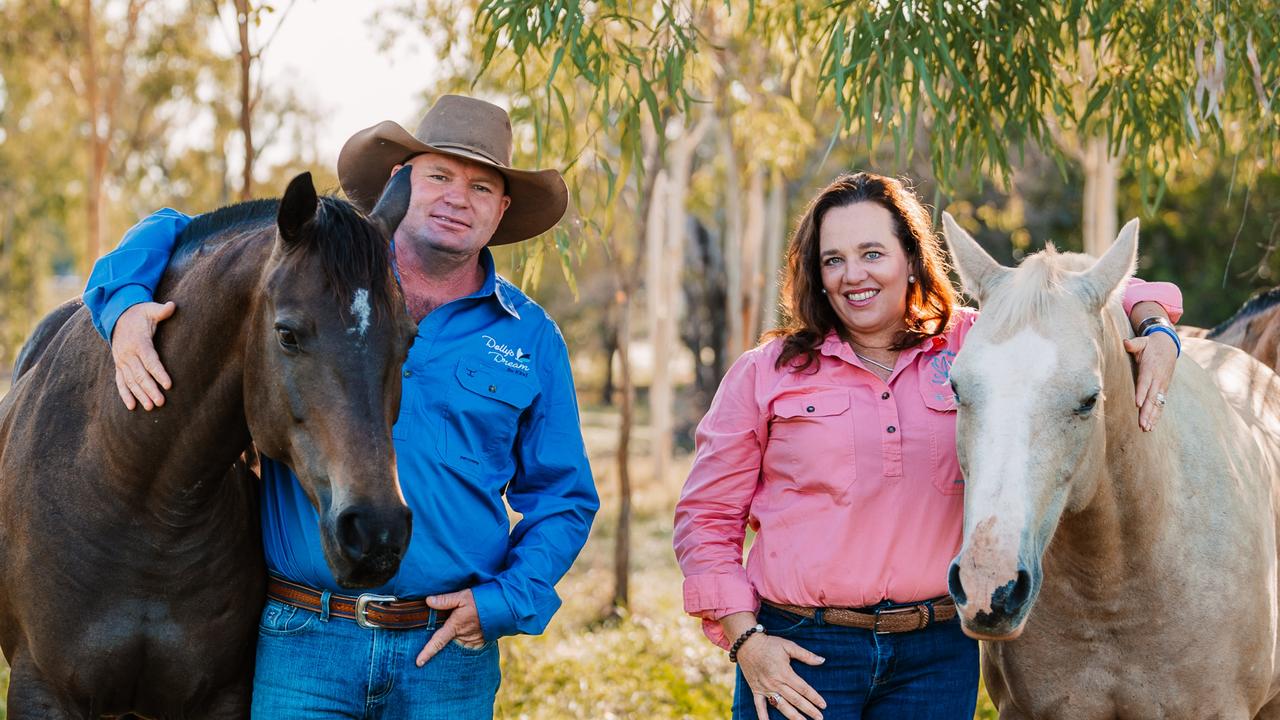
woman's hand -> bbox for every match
[736,633,827,720]
[1125,302,1179,432]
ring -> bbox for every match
[1155,392,1167,406]
[767,692,781,706]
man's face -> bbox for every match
[393,152,512,257]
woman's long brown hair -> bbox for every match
[767,172,958,373]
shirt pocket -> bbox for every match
[438,358,537,478]
[764,390,856,495]
[920,381,964,496]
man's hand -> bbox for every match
[110,301,175,411]
[416,588,486,666]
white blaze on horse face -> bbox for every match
[957,327,1058,617]
[349,288,371,340]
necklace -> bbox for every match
[854,351,895,375]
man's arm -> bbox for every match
[82,208,192,409]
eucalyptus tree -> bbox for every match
[471,0,1279,254]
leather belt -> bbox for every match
[267,576,450,630]
[763,596,956,634]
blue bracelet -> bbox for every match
[1142,324,1181,358]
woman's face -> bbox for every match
[818,201,912,343]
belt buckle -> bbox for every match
[872,604,925,635]
[354,593,398,629]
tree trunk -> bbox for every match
[1081,135,1120,257]
[760,168,786,332]
[719,115,744,358]
[740,166,766,345]
[82,0,103,269]
[610,133,664,612]
[235,0,254,200]
[645,167,672,491]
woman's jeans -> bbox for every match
[733,602,979,720]
[251,598,501,719]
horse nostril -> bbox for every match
[991,568,1034,615]
[947,560,968,605]
[337,509,372,558]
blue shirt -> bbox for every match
[84,210,599,640]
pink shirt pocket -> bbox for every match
[764,390,857,496]
[918,364,963,496]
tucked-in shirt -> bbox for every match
[84,209,599,641]
[673,279,1182,648]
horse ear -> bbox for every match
[369,165,413,240]
[1074,217,1139,312]
[278,172,319,247]
[941,211,1010,305]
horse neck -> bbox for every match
[1047,304,1174,590]
[96,228,273,524]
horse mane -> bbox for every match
[1208,286,1280,339]
[174,196,400,316]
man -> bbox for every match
[82,95,599,718]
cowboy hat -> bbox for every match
[337,95,568,246]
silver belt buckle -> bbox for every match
[354,593,398,629]
[873,605,923,634]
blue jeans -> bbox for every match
[732,602,979,720]
[251,598,501,719]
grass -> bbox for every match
[0,404,998,718]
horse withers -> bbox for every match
[940,214,1280,719]
[0,169,418,718]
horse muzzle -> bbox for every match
[322,503,413,589]
[948,556,1040,641]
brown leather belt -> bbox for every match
[763,597,956,634]
[267,576,450,630]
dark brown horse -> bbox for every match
[0,170,418,718]
[1207,286,1280,372]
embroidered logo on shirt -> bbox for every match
[483,335,532,374]
[929,350,957,403]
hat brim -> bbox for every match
[338,120,568,246]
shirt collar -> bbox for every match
[819,329,950,366]
[477,248,522,320]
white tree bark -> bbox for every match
[740,166,766,345]
[648,114,710,488]
[720,115,744,358]
[1081,135,1120,257]
[761,168,786,332]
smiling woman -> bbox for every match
[673,171,1185,720]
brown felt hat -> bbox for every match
[337,95,568,246]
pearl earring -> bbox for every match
[821,288,828,294]
[908,275,916,284]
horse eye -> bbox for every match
[1076,393,1099,415]
[276,326,299,351]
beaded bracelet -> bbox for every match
[728,623,765,663]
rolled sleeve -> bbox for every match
[1122,277,1183,323]
[82,208,193,341]
[673,348,768,647]
[479,322,598,640]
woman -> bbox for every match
[673,172,1182,720]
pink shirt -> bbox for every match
[674,279,1182,648]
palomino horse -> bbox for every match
[1208,286,1280,372]
[940,214,1280,719]
[0,170,418,718]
